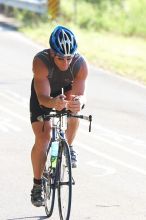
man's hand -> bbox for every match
[54,94,67,111]
[67,95,83,113]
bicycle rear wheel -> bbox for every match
[58,140,72,220]
[43,149,56,217]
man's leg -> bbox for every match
[31,121,51,207]
[66,118,79,168]
[66,117,79,145]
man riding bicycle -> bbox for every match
[30,26,88,207]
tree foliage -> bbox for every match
[78,0,121,4]
[61,0,146,37]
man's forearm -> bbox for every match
[38,95,56,108]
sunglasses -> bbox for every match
[56,55,73,61]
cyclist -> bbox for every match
[30,26,88,207]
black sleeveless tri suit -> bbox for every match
[30,49,85,123]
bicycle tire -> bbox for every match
[58,140,72,220]
[43,147,56,217]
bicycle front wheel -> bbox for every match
[58,140,72,220]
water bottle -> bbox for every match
[51,141,59,168]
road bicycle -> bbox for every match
[42,109,92,220]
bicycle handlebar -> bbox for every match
[43,109,92,132]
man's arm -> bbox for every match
[33,57,67,110]
[67,60,88,112]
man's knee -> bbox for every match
[35,136,50,145]
[32,122,51,146]
[68,117,79,127]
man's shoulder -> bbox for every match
[34,49,50,58]
[33,48,52,69]
[72,53,87,66]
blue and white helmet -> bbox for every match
[49,26,77,56]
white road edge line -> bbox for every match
[87,161,116,176]
[81,120,146,146]
[80,129,146,159]
[75,141,146,175]
[0,106,28,122]
[0,91,28,108]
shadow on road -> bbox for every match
[7,216,48,220]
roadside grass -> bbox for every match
[20,20,146,85]
[77,30,146,83]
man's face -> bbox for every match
[54,55,73,71]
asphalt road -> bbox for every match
[0,23,146,220]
